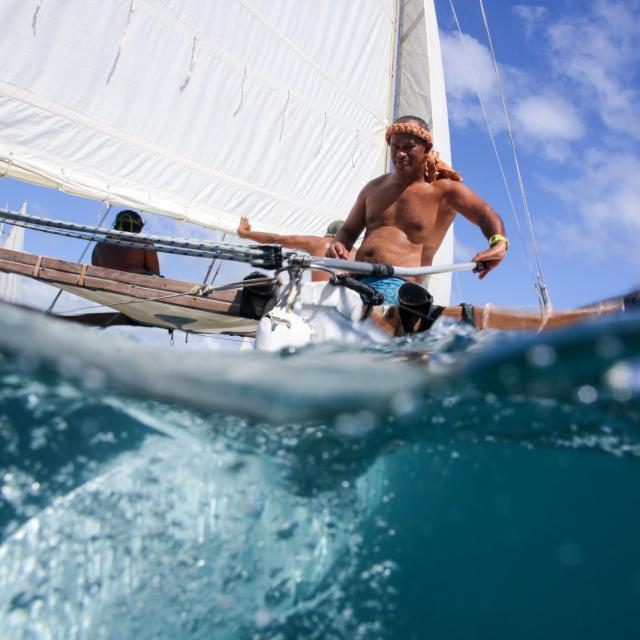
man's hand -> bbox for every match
[238,216,251,238]
[326,240,351,259]
[471,241,507,280]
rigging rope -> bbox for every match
[446,0,538,285]
[47,204,112,313]
[476,0,552,318]
[55,275,278,316]
[202,232,227,285]
[446,0,552,322]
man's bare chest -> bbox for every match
[365,187,441,233]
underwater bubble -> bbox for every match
[442,395,460,409]
[576,385,598,404]
[255,609,272,628]
[389,391,417,416]
[527,344,557,368]
[29,426,48,450]
[605,362,639,401]
[335,411,376,439]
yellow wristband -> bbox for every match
[489,234,508,249]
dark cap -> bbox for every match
[114,210,144,231]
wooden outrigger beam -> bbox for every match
[0,247,263,335]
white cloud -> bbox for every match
[440,30,505,132]
[513,5,548,37]
[540,149,640,262]
[440,31,497,101]
[513,94,585,160]
[514,96,583,141]
[545,0,640,140]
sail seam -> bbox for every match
[154,0,386,123]
[233,0,384,122]
[0,84,347,219]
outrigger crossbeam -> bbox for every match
[0,208,481,279]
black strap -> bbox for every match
[369,263,395,278]
[333,274,385,306]
[459,303,476,327]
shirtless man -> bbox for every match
[327,115,508,304]
[237,216,355,282]
[92,210,160,276]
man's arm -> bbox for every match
[326,187,368,259]
[237,217,322,254]
[91,244,103,267]
[446,181,507,279]
[144,250,161,275]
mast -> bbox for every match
[391,0,454,305]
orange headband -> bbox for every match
[385,122,433,146]
[385,122,462,183]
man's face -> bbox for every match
[389,132,428,174]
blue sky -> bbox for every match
[1,0,638,315]
[436,0,640,309]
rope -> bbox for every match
[56,276,278,316]
[47,204,113,313]
[333,274,384,306]
[202,232,227,285]
[447,0,538,287]
[477,0,551,314]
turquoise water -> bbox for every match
[0,302,639,639]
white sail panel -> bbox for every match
[0,0,453,304]
[0,217,24,303]
[0,0,395,236]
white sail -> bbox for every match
[0,0,453,304]
[0,204,25,303]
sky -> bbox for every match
[0,0,638,322]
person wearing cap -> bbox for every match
[326,115,507,304]
[91,210,161,276]
[237,217,354,282]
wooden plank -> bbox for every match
[0,247,37,266]
[0,247,242,312]
[0,248,239,300]
[77,276,240,313]
[0,257,38,277]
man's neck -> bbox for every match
[391,168,427,187]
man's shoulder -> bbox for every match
[428,177,468,197]
[431,177,462,189]
[361,173,389,193]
